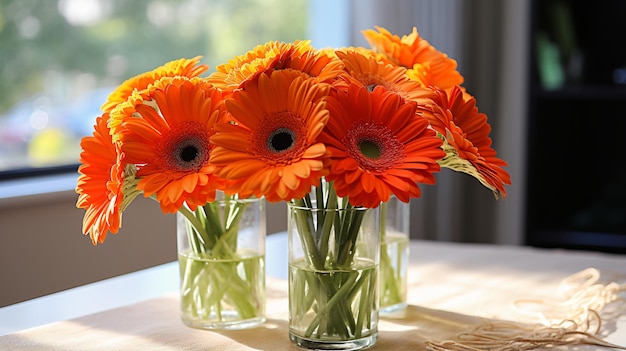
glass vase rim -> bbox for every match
[209,194,264,205]
[287,201,372,212]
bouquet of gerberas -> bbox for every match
[75,25,510,345]
[205,28,509,346]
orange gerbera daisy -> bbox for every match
[117,77,226,213]
[207,40,344,93]
[101,56,208,113]
[272,46,344,84]
[362,26,463,89]
[334,49,434,105]
[425,86,511,197]
[210,70,332,202]
[320,84,445,208]
[76,114,140,245]
[207,41,311,92]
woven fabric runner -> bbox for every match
[1,240,625,350]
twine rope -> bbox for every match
[426,268,626,351]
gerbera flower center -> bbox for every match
[162,124,210,172]
[180,145,199,162]
[268,127,295,152]
[358,139,382,158]
[253,111,307,164]
[360,73,391,92]
[345,122,404,172]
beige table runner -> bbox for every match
[2,240,625,350]
[0,281,496,350]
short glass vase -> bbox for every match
[288,190,380,350]
[379,196,410,314]
[176,194,266,330]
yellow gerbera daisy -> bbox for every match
[101,56,208,113]
[207,40,344,94]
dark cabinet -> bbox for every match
[525,0,626,253]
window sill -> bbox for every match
[0,173,78,208]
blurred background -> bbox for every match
[1,0,625,308]
[0,0,311,171]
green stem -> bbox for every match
[379,243,401,306]
[180,255,261,320]
[336,203,365,268]
[379,201,405,308]
[179,205,212,253]
[292,197,326,270]
[301,268,373,338]
[317,187,337,264]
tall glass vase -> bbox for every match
[176,193,266,330]
[379,196,410,314]
[288,184,380,350]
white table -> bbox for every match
[1,234,625,350]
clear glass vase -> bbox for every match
[379,196,410,314]
[288,186,380,350]
[176,194,266,330]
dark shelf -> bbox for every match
[532,84,626,100]
[524,0,626,254]
[526,230,626,255]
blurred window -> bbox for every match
[0,0,343,177]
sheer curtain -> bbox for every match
[349,0,529,245]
